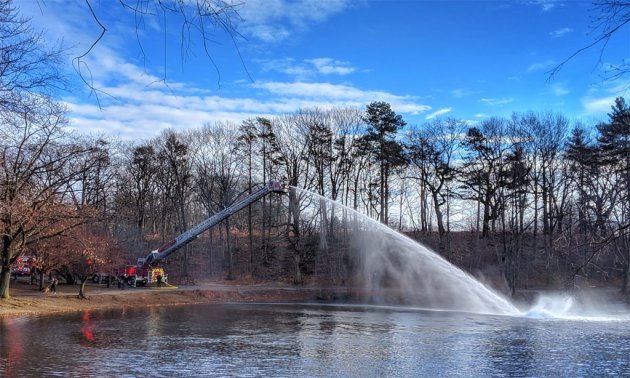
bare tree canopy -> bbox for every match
[76,0,244,98]
[0,0,65,112]
[549,1,630,81]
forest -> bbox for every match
[3,95,630,299]
[2,0,630,300]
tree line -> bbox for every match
[3,0,630,299]
[3,94,630,298]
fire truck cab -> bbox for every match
[121,258,167,287]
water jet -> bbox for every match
[292,187,520,316]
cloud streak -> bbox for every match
[252,81,431,114]
[530,0,561,12]
[552,83,570,96]
[238,0,353,43]
[64,53,431,139]
[581,96,616,115]
[425,108,452,120]
[527,60,556,72]
[549,27,573,38]
[259,57,357,78]
[479,97,515,106]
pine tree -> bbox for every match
[597,96,630,293]
[360,102,407,224]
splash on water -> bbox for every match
[291,188,630,320]
[522,292,630,321]
[523,294,574,319]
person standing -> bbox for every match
[156,274,163,287]
[30,266,37,285]
[50,277,58,294]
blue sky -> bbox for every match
[18,0,630,140]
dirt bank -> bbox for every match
[0,280,335,318]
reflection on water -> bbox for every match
[2,303,630,376]
[1,318,25,376]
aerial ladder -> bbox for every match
[138,180,287,269]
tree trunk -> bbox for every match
[432,191,445,237]
[78,277,89,299]
[179,202,189,280]
[380,159,385,223]
[226,218,233,280]
[0,265,11,299]
[39,271,45,291]
[622,242,630,295]
[248,203,253,273]
[482,192,492,238]
[248,145,253,273]
[294,254,302,285]
[0,237,14,299]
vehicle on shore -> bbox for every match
[119,263,166,287]
[11,256,34,276]
[116,180,286,287]
[91,272,114,284]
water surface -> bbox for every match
[2,303,630,376]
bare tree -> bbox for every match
[549,1,630,81]
[0,0,65,112]
[72,0,244,100]
[459,118,510,238]
[406,117,463,238]
[236,119,259,273]
[0,95,100,298]
[191,122,243,279]
[155,130,194,281]
[273,113,315,284]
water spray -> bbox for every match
[291,187,521,316]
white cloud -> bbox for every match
[527,60,556,72]
[260,57,357,78]
[479,97,515,106]
[245,24,291,43]
[474,113,489,118]
[252,81,431,114]
[452,88,474,98]
[552,83,570,96]
[306,58,356,75]
[530,0,561,12]
[425,108,452,120]
[238,0,353,43]
[549,27,573,38]
[64,74,432,140]
[20,0,429,140]
[581,96,616,115]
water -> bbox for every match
[2,303,630,376]
[292,188,519,316]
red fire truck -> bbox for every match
[118,259,166,287]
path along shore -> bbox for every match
[0,278,330,318]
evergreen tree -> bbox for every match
[566,126,599,233]
[360,101,407,224]
[597,96,630,293]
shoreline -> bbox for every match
[0,280,331,319]
[1,279,627,319]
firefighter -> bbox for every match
[30,266,37,285]
[50,277,58,294]
[156,274,163,287]
[118,274,127,289]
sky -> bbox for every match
[17,0,630,140]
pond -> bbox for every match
[2,303,630,376]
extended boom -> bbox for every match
[140,181,286,268]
